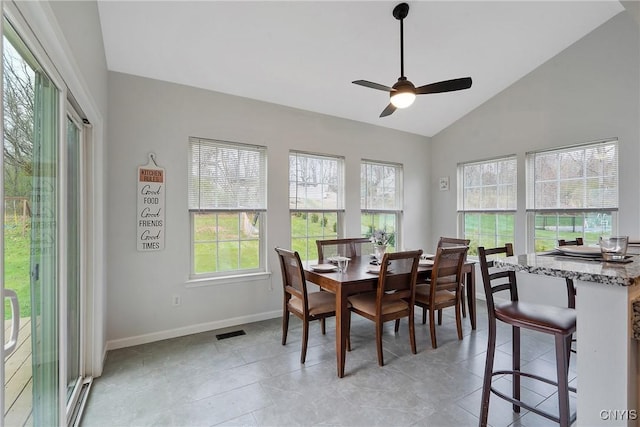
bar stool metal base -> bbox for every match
[488,369,577,424]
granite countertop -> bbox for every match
[495,251,640,287]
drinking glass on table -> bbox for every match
[599,236,629,261]
[335,256,350,273]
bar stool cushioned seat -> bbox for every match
[495,301,576,335]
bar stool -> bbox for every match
[478,244,577,427]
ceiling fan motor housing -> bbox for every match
[390,78,416,108]
[392,78,416,93]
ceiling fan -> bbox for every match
[353,2,472,118]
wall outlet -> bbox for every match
[172,295,181,306]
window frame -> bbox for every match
[360,159,403,251]
[188,137,267,279]
[289,150,345,261]
[457,155,517,255]
[525,138,619,251]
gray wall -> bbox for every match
[430,11,640,251]
[49,0,109,116]
[106,72,431,347]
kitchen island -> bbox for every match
[496,252,640,426]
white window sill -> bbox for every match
[185,271,272,288]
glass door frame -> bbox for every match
[63,103,86,426]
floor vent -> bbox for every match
[216,330,246,340]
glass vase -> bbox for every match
[374,244,387,264]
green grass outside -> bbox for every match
[193,212,261,273]
[194,211,399,266]
[464,213,514,255]
[4,219,31,319]
[463,212,611,255]
[193,212,341,271]
[291,212,338,260]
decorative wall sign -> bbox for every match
[439,176,450,191]
[137,153,165,251]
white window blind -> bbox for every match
[458,156,517,212]
[289,151,344,210]
[189,137,267,211]
[361,160,403,211]
[526,139,618,211]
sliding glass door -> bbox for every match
[29,64,60,427]
[2,13,89,427]
[2,18,61,426]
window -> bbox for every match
[458,156,517,255]
[360,160,402,251]
[289,151,344,261]
[526,139,618,251]
[188,137,266,277]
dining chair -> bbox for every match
[413,245,468,349]
[275,247,337,363]
[347,249,422,366]
[437,236,470,248]
[316,237,372,261]
[478,244,576,427]
[557,238,582,309]
[557,238,583,356]
[436,237,470,320]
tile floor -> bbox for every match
[81,302,576,427]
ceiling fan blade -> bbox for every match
[379,103,396,117]
[415,77,472,95]
[353,80,394,92]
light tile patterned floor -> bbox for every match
[81,302,576,427]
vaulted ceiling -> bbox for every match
[97,1,624,137]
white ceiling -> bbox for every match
[97,1,624,138]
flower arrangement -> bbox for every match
[370,229,390,246]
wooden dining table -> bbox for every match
[303,255,477,377]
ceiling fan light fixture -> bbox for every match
[390,90,416,108]
[352,2,472,117]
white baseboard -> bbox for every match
[105,309,281,351]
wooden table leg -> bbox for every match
[335,287,348,378]
[466,266,477,330]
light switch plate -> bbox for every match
[439,176,449,191]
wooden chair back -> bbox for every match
[477,244,517,314]
[275,247,309,313]
[316,237,371,260]
[430,246,468,298]
[558,238,583,246]
[436,237,470,276]
[437,236,470,249]
[376,250,422,318]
